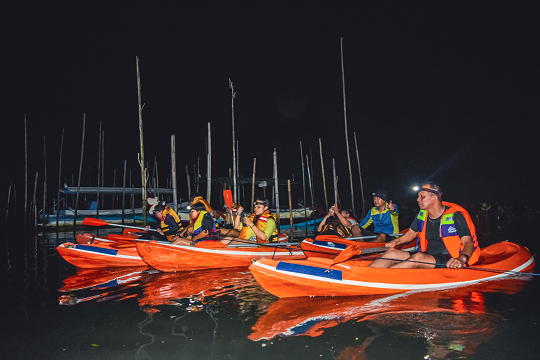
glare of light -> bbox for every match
[186,205,191,210]
[413,186,419,191]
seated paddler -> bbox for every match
[171,202,220,246]
[190,192,221,232]
[369,182,480,270]
[358,188,399,242]
[317,203,354,238]
[139,201,183,241]
[220,198,278,245]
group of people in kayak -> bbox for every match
[142,181,479,271]
[140,193,278,247]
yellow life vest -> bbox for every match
[238,210,278,243]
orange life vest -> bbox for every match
[417,202,481,265]
[238,210,278,243]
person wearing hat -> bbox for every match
[220,198,279,244]
[139,201,183,241]
[369,182,480,269]
[358,189,399,242]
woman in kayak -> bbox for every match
[171,202,219,246]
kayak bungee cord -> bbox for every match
[349,254,540,276]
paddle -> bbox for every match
[82,218,156,231]
[223,189,234,224]
[325,245,387,271]
[346,233,403,241]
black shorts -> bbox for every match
[407,252,452,268]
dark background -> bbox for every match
[1,1,539,216]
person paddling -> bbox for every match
[139,201,183,241]
[369,182,480,269]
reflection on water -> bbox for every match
[2,229,539,359]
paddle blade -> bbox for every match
[332,244,363,265]
[76,234,94,244]
[82,218,109,226]
[223,190,234,210]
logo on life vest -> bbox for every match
[448,226,457,233]
[259,216,268,223]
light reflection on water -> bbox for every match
[2,229,540,360]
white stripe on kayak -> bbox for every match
[145,243,304,257]
[252,255,535,291]
[63,247,141,260]
[302,240,416,253]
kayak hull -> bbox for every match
[57,242,146,268]
[249,242,535,297]
[136,240,306,272]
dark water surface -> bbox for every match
[2,228,539,360]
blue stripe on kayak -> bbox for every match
[94,279,119,289]
[276,262,342,281]
[312,240,348,249]
[75,245,118,256]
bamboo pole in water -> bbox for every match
[306,154,315,212]
[101,130,105,206]
[57,128,64,229]
[73,114,86,229]
[229,79,238,203]
[332,158,338,205]
[300,142,307,234]
[171,135,178,213]
[206,123,211,203]
[112,169,116,208]
[136,56,148,226]
[155,157,159,199]
[196,156,200,193]
[122,160,126,224]
[97,122,102,219]
[288,179,293,240]
[32,172,38,233]
[340,37,355,216]
[43,136,47,227]
[236,140,240,202]
[319,138,328,211]
[186,165,191,199]
[24,114,28,225]
[273,149,280,230]
[5,179,12,223]
[251,158,256,213]
[353,132,366,217]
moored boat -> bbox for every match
[249,241,535,297]
[135,239,305,272]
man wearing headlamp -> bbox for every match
[369,182,480,269]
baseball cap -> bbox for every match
[372,189,388,202]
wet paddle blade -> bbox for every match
[82,218,109,226]
[223,190,234,210]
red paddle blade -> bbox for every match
[223,190,234,210]
[332,244,362,265]
[82,218,110,226]
[76,234,94,244]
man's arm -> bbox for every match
[318,210,333,232]
[446,236,474,269]
[162,215,180,235]
[333,204,352,228]
[385,228,418,248]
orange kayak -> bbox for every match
[300,234,416,259]
[135,240,306,272]
[59,266,149,291]
[249,241,535,297]
[57,241,146,268]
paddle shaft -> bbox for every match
[347,233,403,241]
[104,223,156,231]
[355,255,539,276]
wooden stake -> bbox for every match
[319,138,328,211]
[306,154,315,212]
[300,142,308,234]
[333,158,338,204]
[122,160,126,224]
[5,179,12,223]
[97,122,102,220]
[251,158,256,213]
[353,132,366,217]
[196,156,200,193]
[340,37,355,215]
[73,114,86,229]
[186,165,191,199]
[229,78,238,203]
[24,114,28,225]
[288,179,293,240]
[206,123,211,203]
[57,128,64,229]
[112,169,117,208]
[32,172,38,233]
[43,136,47,227]
[136,56,148,226]
[273,149,280,230]
[101,130,105,206]
[171,135,178,213]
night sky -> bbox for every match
[1,1,539,211]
